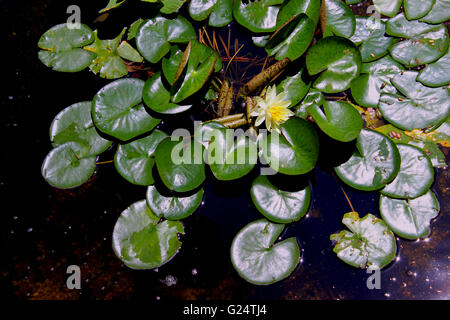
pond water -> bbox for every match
[1,0,449,300]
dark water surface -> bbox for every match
[1,0,449,300]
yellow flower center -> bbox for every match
[268,105,291,123]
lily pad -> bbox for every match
[350,56,404,108]
[233,0,284,33]
[276,0,321,27]
[230,219,301,285]
[306,36,361,93]
[378,71,450,131]
[112,200,185,269]
[189,0,233,27]
[330,212,397,269]
[373,0,402,18]
[417,48,450,87]
[307,100,363,142]
[154,137,206,192]
[193,121,227,147]
[38,23,96,72]
[117,41,143,63]
[143,72,192,114]
[322,0,356,39]
[335,129,401,191]
[136,16,196,63]
[146,185,204,220]
[50,101,112,157]
[41,142,96,189]
[420,0,450,24]
[251,175,311,223]
[162,46,184,84]
[350,17,396,62]
[114,129,168,186]
[277,68,311,108]
[404,0,435,20]
[295,89,324,118]
[381,144,434,199]
[92,78,161,141]
[260,118,319,175]
[160,0,186,14]
[380,190,440,240]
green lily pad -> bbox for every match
[420,0,450,24]
[41,142,96,189]
[335,129,401,191]
[189,0,233,27]
[266,14,315,61]
[386,13,437,38]
[230,219,301,285]
[404,0,435,20]
[378,71,450,131]
[277,67,311,108]
[127,18,145,40]
[380,190,440,240]
[84,29,129,79]
[117,41,143,63]
[38,23,96,72]
[350,17,396,62]
[373,0,402,18]
[350,56,404,108]
[154,137,206,192]
[146,185,204,220]
[260,118,319,175]
[143,72,192,114]
[295,89,324,119]
[136,16,196,63]
[306,36,361,93]
[114,129,168,186]
[92,78,161,141]
[50,101,112,157]
[160,0,186,14]
[112,200,185,269]
[207,128,257,181]
[307,100,363,142]
[330,212,397,269]
[251,175,311,223]
[417,48,450,87]
[233,0,284,33]
[99,0,127,13]
[276,0,321,27]
[322,0,356,39]
[381,144,434,199]
[193,121,227,147]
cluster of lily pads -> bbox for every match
[38,0,449,285]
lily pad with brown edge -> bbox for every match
[92,78,161,141]
[114,129,168,186]
[321,0,356,39]
[259,118,319,175]
[307,100,363,143]
[350,56,404,109]
[330,212,397,269]
[250,175,311,223]
[378,71,450,131]
[305,36,362,93]
[41,141,97,189]
[334,129,401,191]
[233,0,284,33]
[112,200,185,269]
[417,48,450,88]
[381,144,434,199]
[50,101,112,157]
[230,219,301,285]
[38,23,96,72]
[162,45,184,85]
[146,185,204,220]
[380,190,440,240]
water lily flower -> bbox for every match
[250,85,293,133]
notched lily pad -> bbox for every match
[230,219,301,285]
[233,0,284,33]
[330,212,396,269]
[189,0,233,27]
[417,48,450,87]
[276,67,311,108]
[322,0,356,39]
[277,0,321,27]
[112,200,185,269]
[420,0,450,24]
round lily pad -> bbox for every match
[330,212,397,269]
[112,200,185,269]
[306,36,361,93]
[260,118,319,175]
[322,0,356,39]
[154,137,206,192]
[230,219,301,285]
[38,23,96,72]
[335,129,401,191]
[404,0,435,20]
[381,144,434,199]
[146,185,204,220]
[114,129,168,186]
[378,71,450,131]
[420,0,450,24]
[92,78,161,141]
[143,72,192,114]
[417,48,450,87]
[233,0,283,33]
[50,101,112,157]
[276,0,321,27]
[380,190,440,240]
[250,175,311,223]
[307,100,363,142]
[373,0,402,18]
[41,141,96,189]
